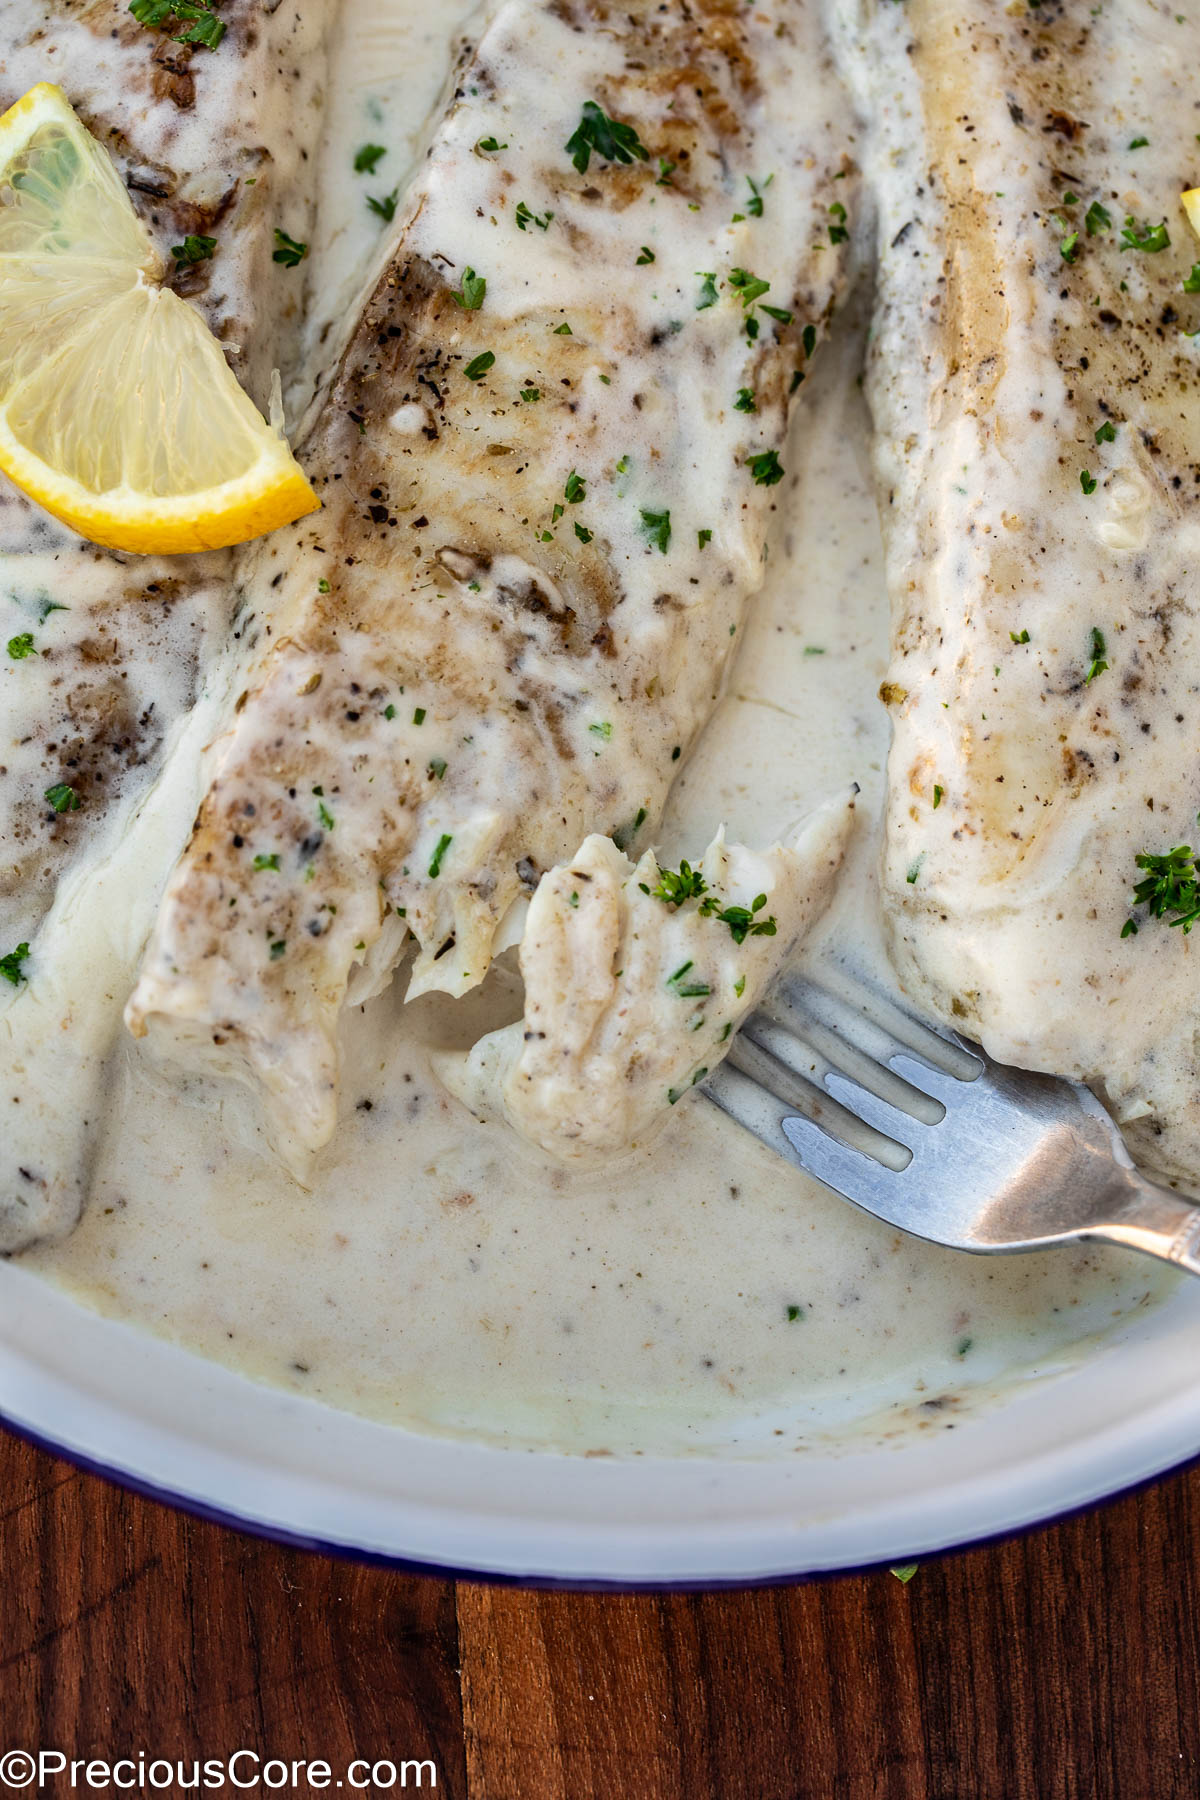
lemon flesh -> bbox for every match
[0,83,318,554]
[1184,186,1200,244]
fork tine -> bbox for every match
[778,970,981,1081]
[779,1111,901,1200]
[822,1069,923,1152]
[887,1049,977,1105]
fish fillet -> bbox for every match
[845,0,1200,1181]
[0,0,336,1250]
[445,798,854,1162]
[127,0,861,1175]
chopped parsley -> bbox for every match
[1080,469,1098,494]
[667,1066,708,1106]
[933,784,943,809]
[1094,419,1117,443]
[1128,844,1200,932]
[574,522,593,544]
[1120,216,1170,252]
[366,190,398,224]
[269,939,287,961]
[520,387,541,402]
[802,323,817,358]
[553,322,572,334]
[0,941,29,986]
[828,200,849,244]
[272,229,308,268]
[253,853,280,871]
[698,891,776,944]
[170,234,216,264]
[734,388,757,413]
[564,470,586,504]
[565,100,648,175]
[589,721,613,741]
[129,0,225,50]
[635,245,655,265]
[428,833,453,879]
[464,351,495,381]
[413,707,426,725]
[747,449,784,486]
[1010,628,1030,644]
[452,267,486,310]
[475,136,507,154]
[666,959,711,999]
[734,975,746,998]
[428,757,447,780]
[728,267,771,307]
[656,157,676,186]
[1185,264,1200,294]
[639,507,671,553]
[317,801,335,831]
[1084,200,1112,236]
[6,632,35,660]
[1084,625,1109,683]
[384,704,396,720]
[698,528,712,549]
[318,578,331,594]
[515,200,553,232]
[1129,135,1149,149]
[786,1304,804,1322]
[354,144,387,174]
[1060,230,1079,262]
[745,174,771,217]
[905,855,924,885]
[696,271,719,310]
[649,860,707,905]
[45,782,79,813]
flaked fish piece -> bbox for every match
[0,0,336,1250]
[127,0,861,1175]
[845,0,1200,1181]
[442,799,854,1162]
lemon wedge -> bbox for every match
[1184,187,1200,244]
[0,83,318,554]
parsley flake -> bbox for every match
[747,449,784,486]
[1121,216,1170,252]
[1085,200,1112,236]
[635,245,655,265]
[366,189,398,224]
[171,234,216,264]
[1080,469,1098,494]
[253,853,280,871]
[354,144,387,174]
[1084,625,1109,683]
[272,229,308,268]
[565,100,648,175]
[639,507,671,553]
[0,941,29,986]
[1095,419,1117,443]
[7,632,35,660]
[45,782,79,813]
[428,833,453,879]
[734,388,756,413]
[452,267,486,310]
[464,351,495,381]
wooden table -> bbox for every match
[2,1429,1198,1798]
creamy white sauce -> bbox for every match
[12,0,1176,1456]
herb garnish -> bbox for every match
[1080,469,1097,494]
[1085,200,1112,236]
[747,449,784,486]
[45,782,79,813]
[171,234,216,264]
[1084,625,1109,683]
[828,200,849,244]
[253,853,280,871]
[639,508,671,553]
[564,471,586,504]
[272,229,308,268]
[6,633,35,660]
[1185,265,1200,294]
[1129,135,1149,149]
[1120,216,1170,252]
[667,1067,708,1106]
[1010,628,1030,644]
[428,758,447,780]
[647,860,707,905]
[933,785,943,809]
[656,158,676,186]
[464,351,495,381]
[452,267,486,310]
[696,271,719,310]
[666,959,712,999]
[565,100,648,175]
[354,144,387,174]
[1095,419,1117,443]
[745,174,771,217]
[734,389,756,413]
[699,891,777,944]
[0,941,29,986]
[635,246,655,265]
[515,201,553,232]
[574,522,593,544]
[1128,845,1200,932]
[475,136,507,154]
[520,387,540,402]
[698,528,712,549]
[428,833,453,879]
[129,0,225,50]
[366,190,398,224]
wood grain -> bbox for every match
[2,1427,1199,1798]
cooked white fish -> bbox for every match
[846,0,1200,1181]
[127,0,861,1175]
[0,0,335,943]
[445,799,854,1161]
[0,0,335,1250]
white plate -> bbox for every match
[3,1253,1199,1584]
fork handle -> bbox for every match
[1088,1169,1200,1276]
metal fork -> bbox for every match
[705,968,1200,1276]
